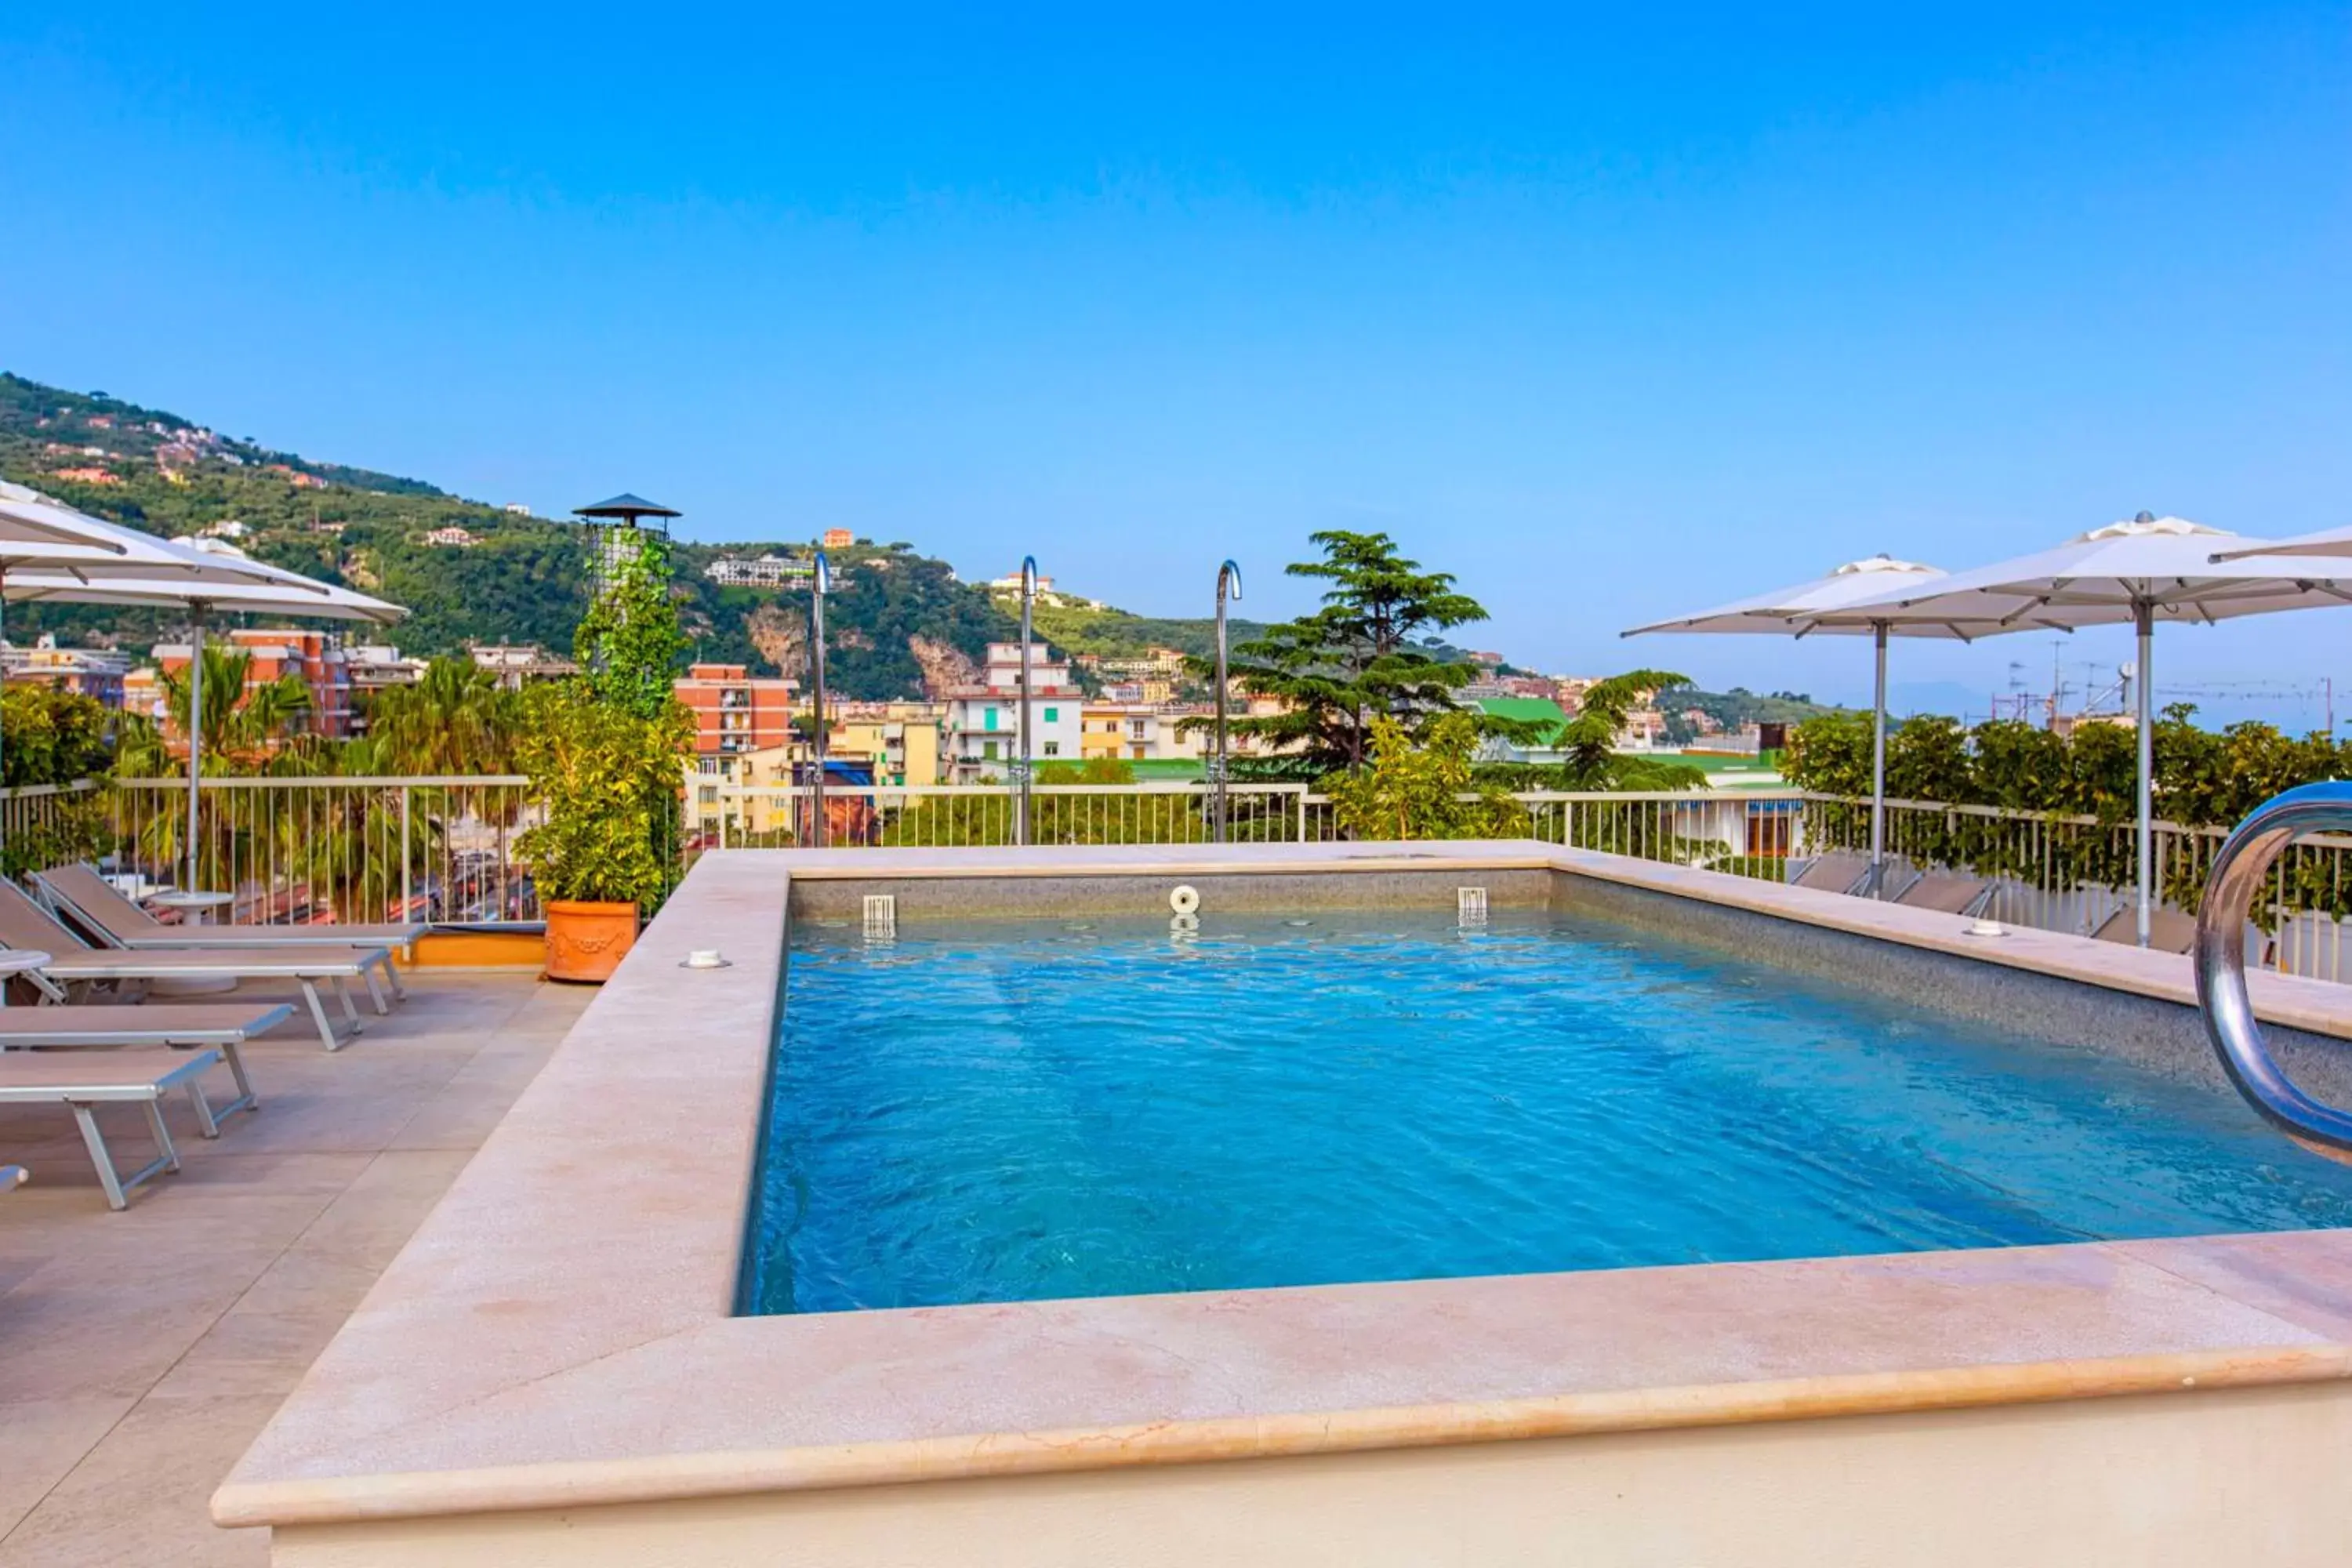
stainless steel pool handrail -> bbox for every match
[2194,782,2352,1153]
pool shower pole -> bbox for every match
[1214,560,1243,843]
[1868,619,1887,898]
[1017,556,1037,848]
[810,552,831,850]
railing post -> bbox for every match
[400,786,413,922]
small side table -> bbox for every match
[148,890,236,925]
[0,949,53,1010]
[146,892,238,994]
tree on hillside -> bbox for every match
[1553,670,1704,790]
[1209,530,1506,777]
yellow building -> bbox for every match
[831,702,944,787]
[684,745,796,840]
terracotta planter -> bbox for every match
[543,899,640,983]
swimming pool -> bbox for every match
[743,907,2352,1316]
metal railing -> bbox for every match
[106,776,540,926]
[1797,793,2352,983]
[0,780,107,873]
[13,771,2352,984]
[694,782,1312,849]
[692,782,1806,872]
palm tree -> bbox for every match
[276,660,524,921]
[144,646,313,772]
[363,659,520,776]
[116,647,313,889]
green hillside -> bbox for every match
[1021,600,1264,663]
[0,371,1555,702]
[0,373,1018,698]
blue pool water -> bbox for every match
[742,910,2352,1315]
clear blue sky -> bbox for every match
[4,5,2348,721]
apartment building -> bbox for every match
[346,645,428,729]
[468,643,579,689]
[831,701,945,788]
[1077,701,1207,763]
[2,637,130,707]
[943,643,1083,780]
[152,627,358,738]
[704,554,812,589]
[673,662,800,756]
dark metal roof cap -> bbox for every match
[575,492,681,521]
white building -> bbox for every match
[705,554,813,589]
[944,643,1085,780]
[468,643,579,688]
[424,525,480,548]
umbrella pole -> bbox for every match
[187,607,205,894]
[2135,602,2154,948]
[1869,621,1889,898]
[0,572,8,870]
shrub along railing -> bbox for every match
[13,776,2352,984]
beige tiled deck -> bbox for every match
[0,971,586,1566]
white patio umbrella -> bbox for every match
[1624,554,1994,895]
[1824,513,2352,946]
[0,484,323,866]
[7,550,405,894]
[0,482,331,585]
[2210,524,2352,563]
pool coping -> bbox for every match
[214,842,2352,1530]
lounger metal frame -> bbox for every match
[0,1002,292,1123]
[0,1051,227,1209]
[0,883,387,1051]
[31,866,415,1005]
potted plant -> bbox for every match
[514,682,693,981]
[515,526,695,982]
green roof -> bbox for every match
[1126,757,1206,780]
[1474,697,1571,742]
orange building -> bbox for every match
[673,662,800,756]
[821,528,855,550]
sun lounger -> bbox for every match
[33,864,419,1001]
[1889,871,1996,917]
[1791,851,1873,895]
[0,1049,231,1208]
[2091,905,2201,954]
[0,880,392,1051]
[0,1002,292,1123]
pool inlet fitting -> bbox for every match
[1169,884,1201,916]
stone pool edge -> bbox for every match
[212,842,2352,1532]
